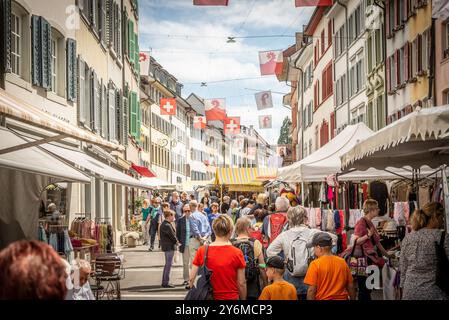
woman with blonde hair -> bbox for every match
[190,214,247,300]
[400,202,449,300]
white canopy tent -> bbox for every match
[277,123,420,183]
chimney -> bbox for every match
[295,32,304,51]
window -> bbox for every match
[388,0,395,36]
[51,38,57,93]
[444,22,449,59]
[11,12,22,76]
[367,35,373,73]
[328,20,332,47]
[321,30,325,54]
[422,29,430,71]
[444,90,449,104]
[376,95,385,130]
[412,38,418,76]
[367,101,374,129]
[321,63,333,102]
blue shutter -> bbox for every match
[31,15,41,86]
[66,39,77,101]
[0,0,11,74]
[40,17,52,90]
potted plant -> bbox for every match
[125,231,140,248]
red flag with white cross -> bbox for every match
[295,0,333,7]
[224,117,240,135]
[160,98,177,116]
[194,116,207,129]
[193,0,229,5]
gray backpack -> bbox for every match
[286,233,310,277]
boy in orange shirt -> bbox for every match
[259,256,297,300]
[304,232,356,300]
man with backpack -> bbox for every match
[232,217,268,300]
[262,197,290,245]
[266,206,337,300]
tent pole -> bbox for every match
[301,181,305,206]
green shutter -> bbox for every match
[39,16,52,90]
[128,20,134,64]
[130,91,137,138]
[0,0,11,74]
[136,99,141,142]
[116,90,122,143]
[134,33,139,73]
[66,38,77,101]
[31,15,41,86]
[123,95,129,146]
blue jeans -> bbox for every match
[284,271,309,296]
[162,250,174,286]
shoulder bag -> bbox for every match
[185,245,214,300]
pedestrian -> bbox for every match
[198,203,206,216]
[304,232,355,300]
[266,205,337,300]
[177,204,193,289]
[210,191,219,205]
[251,193,258,201]
[189,200,212,269]
[147,197,162,251]
[240,199,255,217]
[208,202,221,242]
[353,199,394,300]
[400,202,449,300]
[181,192,190,206]
[221,196,231,214]
[169,192,184,220]
[189,194,196,202]
[71,259,95,300]
[250,194,268,216]
[190,215,247,300]
[160,210,179,288]
[200,192,210,207]
[238,195,245,204]
[0,240,68,299]
[227,200,241,224]
[250,209,269,249]
[201,197,211,215]
[262,197,290,245]
[233,217,268,300]
[141,199,151,245]
[258,256,297,300]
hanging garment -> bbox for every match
[370,181,389,216]
[326,210,335,232]
[382,263,398,300]
[319,182,327,203]
[362,183,369,202]
[321,209,328,231]
[327,186,334,204]
[348,209,363,228]
[393,202,409,226]
[307,208,317,229]
[341,231,347,252]
[418,186,431,206]
[315,208,322,229]
[334,210,341,231]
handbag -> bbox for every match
[185,245,214,300]
[343,238,368,277]
[435,231,449,295]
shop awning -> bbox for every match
[215,167,277,191]
[0,89,123,151]
[0,128,90,183]
[131,163,156,178]
[182,179,215,192]
[41,143,151,189]
[140,177,175,189]
[341,105,449,171]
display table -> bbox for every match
[73,244,97,262]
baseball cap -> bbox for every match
[266,256,285,269]
[307,232,333,248]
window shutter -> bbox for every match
[404,42,409,81]
[100,0,107,45]
[128,20,134,64]
[116,90,123,143]
[100,81,108,138]
[123,10,128,56]
[108,87,116,141]
[136,99,141,142]
[123,95,129,146]
[328,20,332,47]
[0,0,12,73]
[92,71,101,132]
[66,39,77,102]
[40,17,52,90]
[84,64,91,128]
[130,91,137,138]
[77,56,86,124]
[135,33,139,73]
[386,0,390,37]
[31,15,41,86]
[117,4,122,58]
[386,56,391,91]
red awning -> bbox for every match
[131,163,156,178]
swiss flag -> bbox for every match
[205,99,226,121]
[193,0,229,5]
[224,117,240,135]
[295,0,333,7]
[194,116,207,129]
[259,50,283,76]
[160,98,176,115]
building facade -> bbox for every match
[434,10,449,106]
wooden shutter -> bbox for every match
[100,0,107,45]
[101,81,107,138]
[66,39,77,102]
[117,3,122,58]
[135,33,139,73]
[330,112,335,139]
[328,20,332,47]
[417,34,422,72]
[385,57,391,92]
[128,20,134,65]
[136,98,141,142]
[328,64,333,96]
[31,15,41,86]
[123,9,128,56]
[386,0,390,37]
[108,87,116,141]
[92,71,101,132]
[41,17,52,90]
[321,31,325,54]
[77,56,86,124]
[0,0,11,73]
[123,95,129,146]
[130,91,137,138]
[116,90,122,143]
[404,42,409,81]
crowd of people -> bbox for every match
[0,190,447,301]
[137,190,449,301]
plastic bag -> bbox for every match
[382,263,397,300]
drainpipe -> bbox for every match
[429,18,436,105]
[336,0,350,127]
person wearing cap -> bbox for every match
[304,232,356,300]
[258,256,297,300]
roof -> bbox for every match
[304,6,327,36]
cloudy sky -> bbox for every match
[139,0,314,144]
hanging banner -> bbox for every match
[255,91,273,110]
[259,50,283,76]
[205,98,226,121]
[139,51,151,76]
[193,116,207,129]
[259,115,272,129]
[193,0,229,5]
[160,98,177,116]
[223,117,241,135]
[295,0,333,7]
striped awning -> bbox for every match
[0,89,123,150]
[215,167,277,186]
